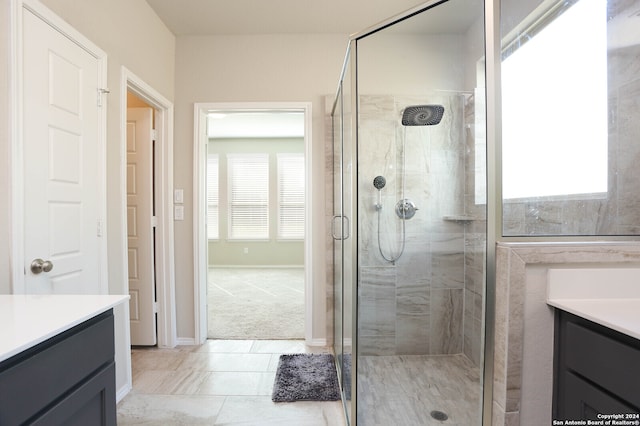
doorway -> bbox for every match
[205,111,306,339]
[193,102,313,344]
[126,92,156,346]
[121,68,176,351]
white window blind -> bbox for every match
[206,153,219,239]
[228,154,269,239]
[277,153,305,239]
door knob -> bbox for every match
[31,258,54,274]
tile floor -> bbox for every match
[117,339,347,426]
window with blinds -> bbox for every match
[277,153,305,239]
[206,153,219,239]
[227,153,269,239]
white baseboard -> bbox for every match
[116,383,132,403]
[306,338,328,347]
[176,337,197,346]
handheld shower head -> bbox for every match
[373,175,386,190]
[401,105,445,126]
[373,176,386,210]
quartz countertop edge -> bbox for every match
[547,298,640,341]
[0,294,129,363]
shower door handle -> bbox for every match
[332,215,350,240]
[331,215,342,240]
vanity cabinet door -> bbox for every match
[558,370,636,419]
[31,362,116,426]
[554,310,640,420]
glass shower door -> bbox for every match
[353,0,487,424]
[332,81,345,402]
[332,47,356,424]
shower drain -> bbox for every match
[430,410,449,421]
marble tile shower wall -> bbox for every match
[357,94,483,365]
[503,42,640,236]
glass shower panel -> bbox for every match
[354,0,487,424]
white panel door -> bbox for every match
[127,108,157,345]
[22,8,104,294]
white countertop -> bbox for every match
[547,268,640,340]
[0,294,129,363]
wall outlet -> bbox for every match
[243,247,249,254]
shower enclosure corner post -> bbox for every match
[483,0,502,423]
[348,39,359,425]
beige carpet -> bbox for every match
[207,268,305,340]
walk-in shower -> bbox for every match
[332,0,487,424]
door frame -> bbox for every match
[120,67,177,348]
[193,102,314,344]
[10,0,108,294]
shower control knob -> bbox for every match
[395,199,418,220]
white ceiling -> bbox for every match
[145,0,434,36]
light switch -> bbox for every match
[174,205,184,221]
[174,189,184,204]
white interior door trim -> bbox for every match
[120,67,177,349]
[193,102,314,345]
[10,0,108,294]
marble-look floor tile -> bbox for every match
[197,371,276,396]
[194,339,255,353]
[216,396,346,426]
[133,369,211,395]
[131,350,185,373]
[120,340,345,424]
[117,393,225,425]
[179,352,272,372]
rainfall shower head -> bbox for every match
[373,175,386,190]
[401,105,445,126]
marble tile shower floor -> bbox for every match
[117,340,346,426]
[357,354,481,426]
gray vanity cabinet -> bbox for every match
[553,310,640,420]
[0,310,116,426]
